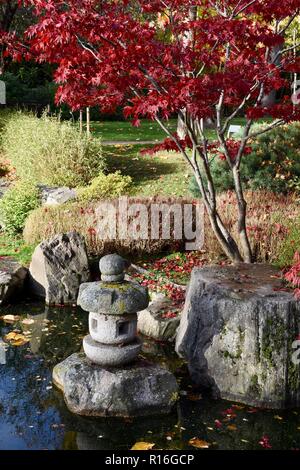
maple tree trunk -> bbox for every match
[193,166,244,264]
[232,167,253,263]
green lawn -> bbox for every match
[96,117,272,197]
[103,144,191,197]
[86,119,178,142]
[84,116,272,142]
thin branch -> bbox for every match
[247,119,285,139]
[278,12,300,35]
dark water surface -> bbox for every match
[0,302,300,450]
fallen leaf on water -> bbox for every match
[131,442,155,450]
[5,331,30,346]
[2,315,21,324]
[227,425,237,431]
[5,332,19,341]
[259,435,272,449]
[189,438,210,449]
[21,319,35,325]
[274,415,283,421]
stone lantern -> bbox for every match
[80,254,147,367]
[53,254,179,417]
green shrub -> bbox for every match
[275,219,300,268]
[0,181,40,235]
[1,112,105,187]
[190,122,300,197]
[76,171,132,201]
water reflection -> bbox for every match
[0,302,300,450]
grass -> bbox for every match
[86,119,178,142]
[0,233,35,266]
[84,116,272,142]
[103,144,191,197]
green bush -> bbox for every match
[0,181,40,235]
[190,122,300,197]
[275,219,300,268]
[76,171,132,201]
[1,112,105,187]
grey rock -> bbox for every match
[39,185,77,206]
[83,335,142,366]
[138,295,180,341]
[0,258,27,305]
[176,263,300,409]
[53,352,179,417]
[77,280,149,315]
[0,180,9,199]
[29,231,90,305]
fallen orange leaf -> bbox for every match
[227,425,237,431]
[131,442,155,450]
[189,438,210,449]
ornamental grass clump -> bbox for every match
[1,112,105,187]
[0,180,40,235]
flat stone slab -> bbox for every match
[0,258,27,305]
[138,294,181,342]
[77,281,149,315]
[53,353,179,417]
[176,263,300,409]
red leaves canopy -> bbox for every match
[16,1,300,121]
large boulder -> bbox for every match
[0,258,27,305]
[53,352,179,417]
[176,263,300,409]
[29,231,90,305]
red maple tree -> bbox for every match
[10,0,300,262]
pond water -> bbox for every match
[0,302,300,451]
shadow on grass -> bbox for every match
[104,145,184,186]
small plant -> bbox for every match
[275,218,300,268]
[1,112,105,187]
[284,252,300,299]
[76,171,132,201]
[0,181,40,235]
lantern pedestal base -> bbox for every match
[53,353,179,417]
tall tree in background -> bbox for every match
[16,0,300,263]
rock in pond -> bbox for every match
[176,263,300,409]
[138,294,181,341]
[53,353,179,417]
[29,231,90,305]
[0,258,27,305]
